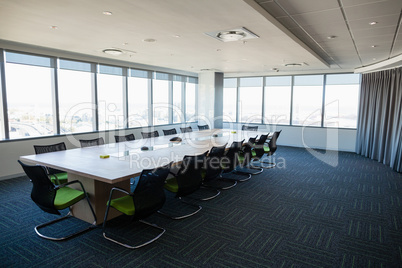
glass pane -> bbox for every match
[239,86,262,123]
[153,79,169,125]
[0,62,5,140]
[128,77,149,127]
[223,87,236,122]
[324,74,360,128]
[59,59,91,72]
[185,82,196,122]
[97,73,125,130]
[58,69,94,133]
[292,75,324,126]
[264,76,291,125]
[173,81,183,123]
[6,63,54,138]
[6,52,52,68]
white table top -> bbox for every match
[20,129,270,184]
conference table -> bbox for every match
[20,129,270,224]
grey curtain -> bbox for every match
[356,67,402,172]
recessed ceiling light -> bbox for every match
[103,11,113,15]
[327,36,337,39]
[50,26,58,30]
[206,27,259,42]
[371,45,377,48]
[102,49,123,56]
[369,21,378,25]
[173,35,181,38]
[143,38,156,43]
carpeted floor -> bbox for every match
[1,146,401,267]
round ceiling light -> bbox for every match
[103,49,123,56]
[217,31,246,41]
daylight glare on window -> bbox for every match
[128,77,149,128]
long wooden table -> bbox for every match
[20,129,269,224]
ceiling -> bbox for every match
[0,0,401,76]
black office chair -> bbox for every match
[33,142,68,185]
[102,163,171,249]
[79,137,105,148]
[18,160,96,241]
[249,134,270,168]
[202,144,237,190]
[141,131,159,138]
[114,134,135,143]
[180,126,192,133]
[237,140,264,175]
[260,130,282,168]
[162,128,177,136]
[158,152,208,219]
[220,141,252,182]
[198,125,209,130]
[242,125,258,131]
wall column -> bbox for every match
[198,72,224,129]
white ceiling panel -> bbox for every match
[291,8,345,27]
[343,0,402,21]
[275,0,339,15]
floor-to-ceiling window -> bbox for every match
[238,77,263,124]
[152,72,170,126]
[223,78,237,122]
[264,76,291,125]
[173,75,184,124]
[5,52,55,138]
[97,65,125,130]
[58,59,94,134]
[127,69,150,128]
[185,77,197,122]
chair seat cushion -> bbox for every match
[54,187,85,210]
[251,150,256,157]
[164,177,179,193]
[264,146,270,153]
[49,173,68,185]
[110,195,135,216]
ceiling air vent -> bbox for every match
[205,27,259,42]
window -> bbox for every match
[153,72,170,125]
[128,69,149,128]
[185,77,197,122]
[0,55,5,140]
[264,76,291,125]
[324,74,360,128]
[58,59,94,134]
[97,65,125,130]
[223,78,237,122]
[292,75,324,127]
[173,75,183,123]
[5,52,55,139]
[238,77,263,123]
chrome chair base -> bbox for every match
[103,220,165,249]
[158,197,202,220]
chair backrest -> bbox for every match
[141,131,159,138]
[248,135,258,144]
[132,162,172,219]
[18,160,60,215]
[114,134,135,143]
[242,125,258,131]
[253,134,269,158]
[176,151,208,196]
[267,130,281,155]
[180,126,192,133]
[198,125,209,130]
[204,144,226,181]
[162,128,177,136]
[34,142,66,154]
[79,137,105,148]
[222,140,244,172]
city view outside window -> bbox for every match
[173,78,183,123]
[324,74,360,128]
[223,78,237,122]
[5,52,55,139]
[264,76,291,125]
[97,65,125,130]
[128,73,149,128]
[292,75,324,126]
[153,73,170,125]
[58,60,94,134]
[185,80,196,122]
[238,77,263,123]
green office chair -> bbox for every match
[158,152,208,219]
[249,134,271,168]
[260,130,282,168]
[33,142,68,185]
[79,137,105,148]
[220,140,252,182]
[102,163,171,249]
[114,134,135,143]
[18,160,96,241]
[237,139,264,175]
[202,144,237,190]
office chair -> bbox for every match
[141,131,159,138]
[260,130,282,168]
[114,134,135,143]
[18,160,96,241]
[102,163,171,249]
[198,125,209,130]
[242,125,258,131]
[33,142,68,185]
[220,140,252,182]
[180,126,192,133]
[79,137,105,148]
[158,152,208,219]
[237,140,264,175]
[162,128,177,136]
